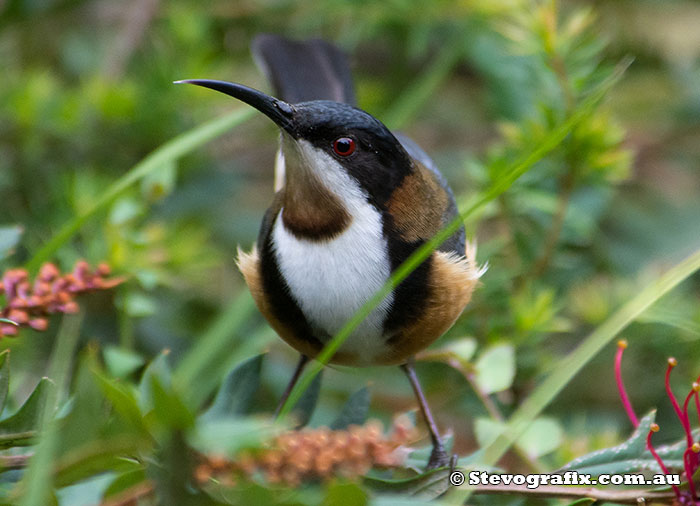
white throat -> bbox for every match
[271,140,394,364]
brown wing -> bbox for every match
[378,244,482,365]
[386,160,451,244]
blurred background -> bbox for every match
[1,0,699,483]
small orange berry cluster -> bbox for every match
[0,260,123,337]
[195,418,417,487]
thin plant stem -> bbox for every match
[531,168,575,277]
[464,369,546,473]
[614,339,639,428]
[25,108,254,274]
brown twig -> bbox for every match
[99,480,155,506]
[462,368,546,474]
[469,482,677,504]
[530,168,576,277]
[0,454,31,470]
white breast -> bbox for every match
[271,143,394,364]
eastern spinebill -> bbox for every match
[177,34,483,469]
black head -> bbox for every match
[176,79,413,205]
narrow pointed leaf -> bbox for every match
[150,376,195,430]
[95,372,148,433]
[139,351,172,413]
[364,468,452,499]
[330,386,370,430]
[102,469,148,502]
[291,370,323,428]
[201,355,263,421]
[559,411,679,475]
[103,346,145,379]
[0,378,55,448]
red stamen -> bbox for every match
[647,423,682,499]
[614,340,638,427]
[684,446,699,504]
[685,387,697,437]
[684,384,700,475]
[666,358,694,449]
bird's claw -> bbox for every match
[426,444,458,471]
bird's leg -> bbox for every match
[274,354,309,418]
[401,357,452,470]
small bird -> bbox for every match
[178,34,482,469]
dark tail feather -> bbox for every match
[251,34,356,105]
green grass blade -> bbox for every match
[17,313,84,506]
[276,57,632,420]
[25,108,254,273]
[174,292,277,407]
[447,245,700,504]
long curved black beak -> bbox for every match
[175,79,296,135]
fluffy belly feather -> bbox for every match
[271,205,394,364]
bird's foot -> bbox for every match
[426,444,458,471]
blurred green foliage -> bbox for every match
[1,0,700,504]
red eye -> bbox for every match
[333,137,356,156]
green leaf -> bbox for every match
[200,355,263,422]
[108,197,143,225]
[17,313,82,506]
[149,375,195,431]
[54,436,146,487]
[0,350,10,414]
[141,159,177,201]
[447,338,478,363]
[291,369,323,427]
[323,481,368,506]
[476,416,562,458]
[150,430,200,506]
[516,417,563,458]
[0,225,23,260]
[95,372,148,434]
[103,346,145,379]
[0,378,55,448]
[565,499,596,506]
[122,291,158,318]
[474,418,504,449]
[102,469,148,501]
[55,474,114,506]
[560,411,675,475]
[364,468,452,500]
[174,292,267,407]
[139,351,172,413]
[331,386,370,430]
[474,344,515,394]
[202,481,315,506]
[420,338,478,369]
